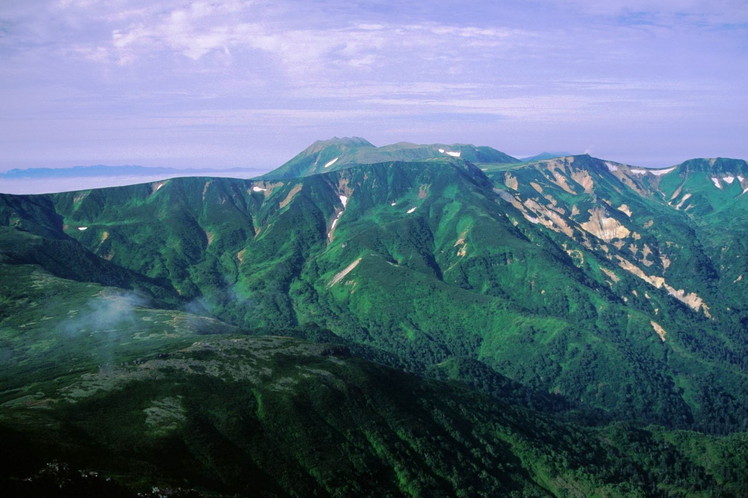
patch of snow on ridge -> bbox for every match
[439,148,461,157]
[252,186,267,192]
[605,162,618,172]
[649,167,675,176]
[739,176,745,182]
[78,227,88,231]
[724,176,735,184]
[629,168,647,175]
[407,207,417,214]
[339,195,348,207]
[712,177,722,189]
[324,157,339,168]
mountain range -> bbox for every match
[1,138,747,496]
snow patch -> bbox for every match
[406,207,417,214]
[391,201,397,206]
[739,176,745,182]
[440,148,461,157]
[339,195,348,207]
[78,226,88,231]
[252,186,267,192]
[649,167,675,176]
[605,162,618,172]
[711,177,722,189]
[629,168,647,175]
[324,157,339,168]
[723,175,735,184]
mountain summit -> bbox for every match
[262,137,518,179]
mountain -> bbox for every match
[520,152,572,162]
[1,139,747,494]
[0,165,178,179]
[262,137,518,179]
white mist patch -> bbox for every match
[324,157,339,168]
[59,292,147,335]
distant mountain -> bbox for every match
[262,136,518,179]
[0,164,265,180]
[520,152,573,162]
[1,138,747,494]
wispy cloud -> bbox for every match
[0,0,746,172]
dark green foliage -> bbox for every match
[1,335,744,496]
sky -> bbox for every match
[1,0,747,184]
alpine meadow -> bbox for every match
[1,138,747,496]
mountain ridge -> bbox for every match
[261,137,519,180]
[1,137,747,494]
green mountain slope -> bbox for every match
[1,151,747,433]
[2,332,746,496]
[1,139,748,494]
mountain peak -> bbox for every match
[520,152,573,162]
[262,138,517,180]
[675,157,748,175]
[308,136,375,150]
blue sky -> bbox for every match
[1,0,747,176]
